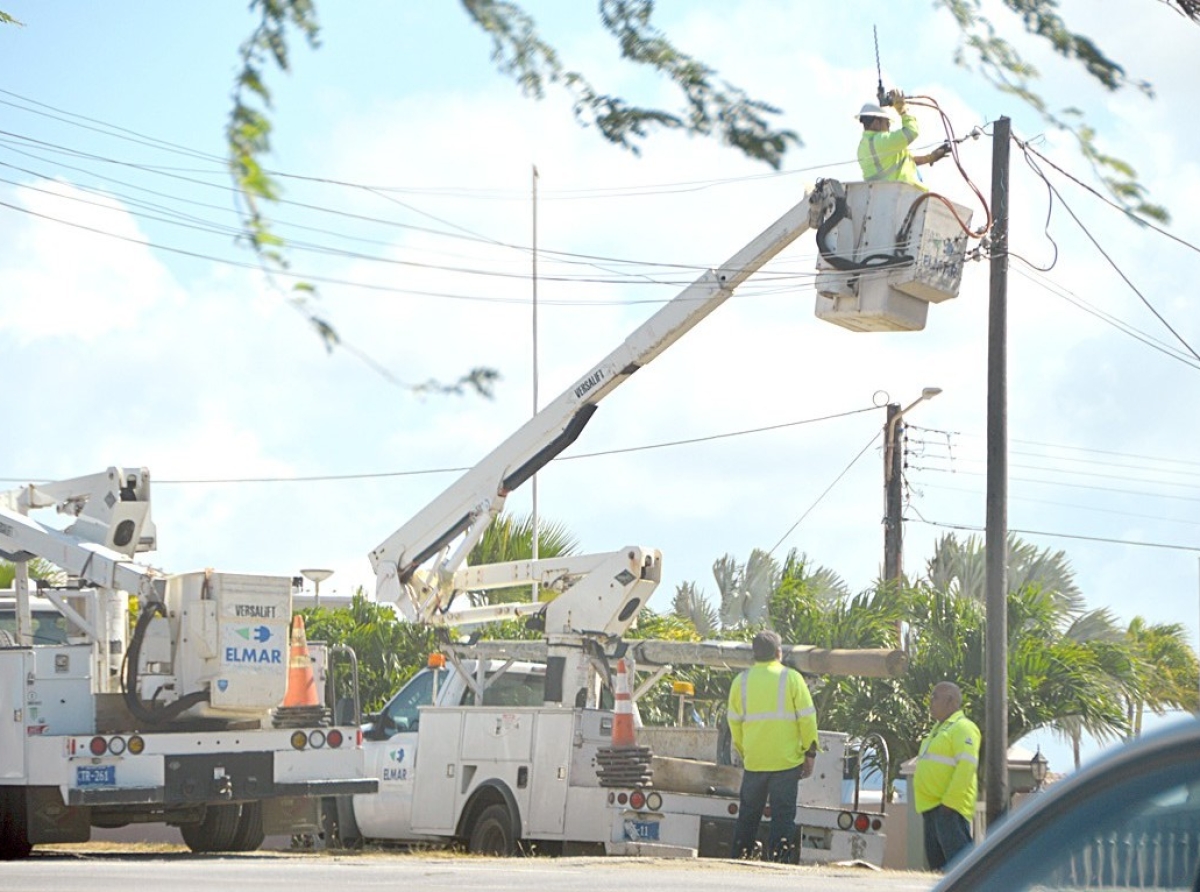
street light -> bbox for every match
[883,387,943,584]
[300,568,333,609]
[1030,746,1049,792]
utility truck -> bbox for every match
[344,640,899,860]
[0,468,377,859]
[336,179,970,860]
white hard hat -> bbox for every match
[856,102,889,120]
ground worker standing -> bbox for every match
[857,89,949,188]
[727,629,819,862]
[914,680,981,871]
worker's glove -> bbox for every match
[886,88,907,112]
[932,142,951,163]
[800,754,815,780]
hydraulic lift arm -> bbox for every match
[370,182,837,629]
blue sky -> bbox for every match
[2,2,1199,771]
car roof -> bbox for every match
[936,717,1200,890]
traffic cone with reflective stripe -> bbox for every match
[611,658,636,747]
[595,658,652,787]
[282,615,319,708]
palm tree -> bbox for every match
[465,512,579,606]
[671,581,719,636]
[0,558,66,588]
[925,533,1083,614]
[1123,618,1200,736]
[713,549,780,628]
[922,533,1131,758]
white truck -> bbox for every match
[332,179,966,860]
[0,468,377,860]
[342,642,897,861]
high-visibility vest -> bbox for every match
[726,661,818,772]
[857,111,923,189]
[914,709,981,820]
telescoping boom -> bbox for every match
[370,183,838,634]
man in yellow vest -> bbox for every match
[727,630,819,862]
[857,90,949,189]
[914,681,981,870]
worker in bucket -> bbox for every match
[857,89,949,188]
[727,629,819,862]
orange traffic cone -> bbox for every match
[282,615,319,708]
[611,658,636,747]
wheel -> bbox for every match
[467,803,516,856]
[0,786,32,861]
[180,803,241,853]
[228,802,265,852]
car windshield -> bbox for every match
[380,667,448,732]
[941,742,1200,891]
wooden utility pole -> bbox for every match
[883,402,904,585]
[984,115,1011,830]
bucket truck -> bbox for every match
[0,468,376,860]
[341,178,967,860]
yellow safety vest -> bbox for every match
[727,661,819,772]
[857,111,924,189]
[914,709,980,820]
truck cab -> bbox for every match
[353,660,568,844]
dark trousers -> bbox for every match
[922,804,973,871]
[731,764,802,862]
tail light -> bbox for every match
[327,729,344,748]
[854,813,871,832]
[629,790,646,809]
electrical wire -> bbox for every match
[1011,134,1200,365]
[1008,262,1200,371]
[1016,134,1200,258]
[905,96,992,237]
[911,516,1200,554]
[0,404,882,486]
[767,429,882,557]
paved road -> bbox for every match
[6,846,940,892]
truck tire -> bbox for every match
[228,802,265,852]
[467,804,516,856]
[0,786,33,861]
[180,803,241,853]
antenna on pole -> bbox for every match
[874,25,887,106]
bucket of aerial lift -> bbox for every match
[814,181,973,332]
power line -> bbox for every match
[1012,137,1200,365]
[0,405,881,487]
[768,428,882,556]
[920,481,1200,528]
[912,516,1200,554]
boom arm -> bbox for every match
[371,183,836,625]
[0,467,164,601]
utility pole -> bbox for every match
[984,115,1011,831]
[883,389,941,587]
[883,402,904,585]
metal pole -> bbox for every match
[531,164,540,602]
[883,402,903,585]
[984,116,1011,830]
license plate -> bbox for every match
[625,819,660,841]
[76,765,116,787]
